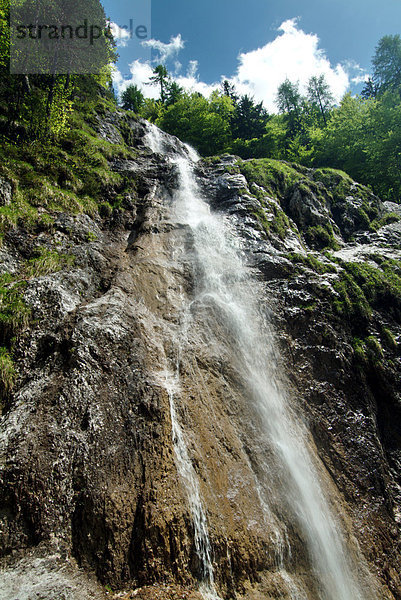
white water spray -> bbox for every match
[172,158,365,600]
[145,122,164,154]
[145,123,368,600]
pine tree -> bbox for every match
[121,84,144,112]
[148,65,169,103]
[165,80,184,107]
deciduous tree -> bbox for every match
[307,74,334,126]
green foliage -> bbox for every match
[305,224,339,250]
[276,79,301,115]
[0,93,139,245]
[121,85,144,113]
[307,75,334,126]
[238,158,304,198]
[25,248,75,278]
[372,34,401,93]
[352,337,368,366]
[330,259,401,334]
[156,92,233,156]
[147,65,169,102]
[0,0,10,71]
[366,335,384,362]
[333,270,372,322]
[289,253,337,274]
[369,212,400,232]
[138,33,401,200]
[165,81,184,107]
[86,231,98,242]
[231,94,269,140]
[0,0,117,141]
[311,90,401,201]
[0,346,16,402]
[0,275,30,344]
[276,79,304,138]
[229,118,286,159]
[312,168,355,198]
[353,335,385,369]
[361,78,379,100]
[343,261,401,321]
[381,327,398,351]
[139,98,164,122]
[269,207,290,239]
[251,203,290,240]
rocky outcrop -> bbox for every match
[0,177,12,207]
[0,115,400,599]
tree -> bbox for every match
[148,64,169,103]
[221,79,239,104]
[231,94,269,139]
[372,34,401,94]
[361,77,379,99]
[0,0,117,140]
[307,74,334,126]
[121,84,144,112]
[276,79,303,136]
[165,80,184,107]
[156,92,232,155]
[276,79,301,113]
[209,90,235,123]
[0,0,10,72]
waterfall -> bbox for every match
[158,370,220,600]
[144,123,368,600]
[145,122,164,154]
[145,124,221,599]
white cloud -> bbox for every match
[113,21,366,108]
[173,60,218,96]
[342,60,370,86]
[113,55,218,99]
[187,60,199,78]
[352,74,369,85]
[113,61,159,98]
[109,22,131,48]
[173,61,182,74]
[142,34,185,63]
[229,18,350,112]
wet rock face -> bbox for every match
[0,176,12,206]
[202,156,401,598]
[0,118,400,599]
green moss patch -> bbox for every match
[288,253,337,274]
[238,158,304,199]
[0,346,16,407]
[25,248,75,279]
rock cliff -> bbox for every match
[0,112,400,600]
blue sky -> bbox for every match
[104,0,401,111]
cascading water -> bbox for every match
[144,123,370,600]
[158,370,220,600]
[145,122,164,154]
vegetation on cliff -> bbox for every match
[129,35,401,203]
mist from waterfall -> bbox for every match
[145,123,369,600]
